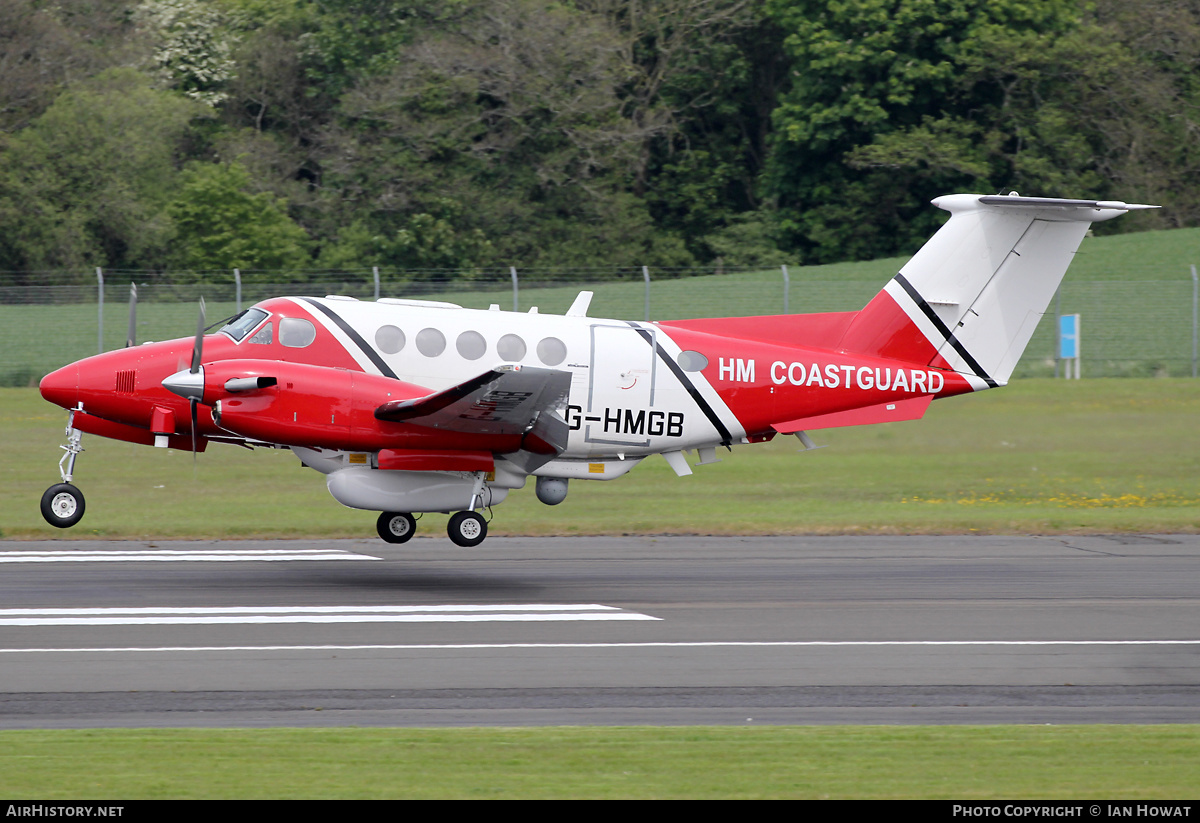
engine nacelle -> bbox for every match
[326,467,508,513]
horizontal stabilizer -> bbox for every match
[772,394,933,433]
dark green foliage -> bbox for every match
[167,161,312,273]
[0,69,204,273]
[0,0,1196,277]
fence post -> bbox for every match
[510,267,519,312]
[96,267,104,354]
[234,268,242,313]
[781,265,790,314]
[642,266,651,321]
[373,266,380,301]
[1053,286,1062,378]
[1192,264,1197,378]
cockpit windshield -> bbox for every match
[219,308,270,342]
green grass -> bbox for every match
[4,378,1200,540]
[0,726,1196,799]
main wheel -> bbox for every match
[40,483,85,528]
[447,511,487,547]
[376,511,417,544]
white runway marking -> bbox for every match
[0,604,659,627]
[0,549,381,563]
[0,640,1197,654]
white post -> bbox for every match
[642,265,651,321]
[510,266,518,312]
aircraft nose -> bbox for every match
[39,363,80,409]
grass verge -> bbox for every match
[0,726,1197,799]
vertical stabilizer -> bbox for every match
[839,195,1156,389]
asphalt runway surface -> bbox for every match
[1,534,1198,728]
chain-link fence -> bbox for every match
[2,265,1197,386]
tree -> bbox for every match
[167,160,312,273]
[0,69,204,273]
[318,0,694,268]
[763,0,1103,262]
[0,0,150,132]
[136,0,237,106]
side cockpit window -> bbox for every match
[248,323,273,345]
[219,308,269,342]
[279,317,317,348]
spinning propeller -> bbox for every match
[161,298,207,461]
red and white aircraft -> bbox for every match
[38,194,1153,545]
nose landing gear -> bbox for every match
[41,407,86,529]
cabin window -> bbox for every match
[536,337,566,366]
[456,330,487,360]
[375,325,405,354]
[416,328,446,357]
[497,334,526,362]
[677,350,708,372]
[279,317,316,348]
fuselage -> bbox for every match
[40,294,973,466]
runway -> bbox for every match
[1,534,1198,727]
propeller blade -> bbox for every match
[125,283,137,348]
[190,297,206,375]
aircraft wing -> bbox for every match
[374,365,572,452]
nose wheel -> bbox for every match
[41,483,86,528]
[42,408,87,529]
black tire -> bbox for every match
[447,511,487,547]
[40,483,85,528]
[376,511,416,544]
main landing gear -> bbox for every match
[375,509,488,547]
[447,511,487,547]
[41,408,86,529]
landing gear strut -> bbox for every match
[41,407,86,529]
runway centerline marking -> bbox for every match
[1,640,1197,655]
[0,605,659,627]
[0,549,381,563]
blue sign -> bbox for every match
[1059,314,1080,359]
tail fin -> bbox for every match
[839,194,1156,388]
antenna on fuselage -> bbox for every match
[566,291,593,317]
